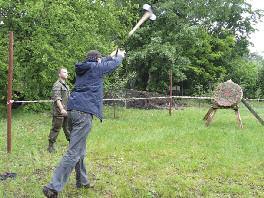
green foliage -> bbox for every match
[257,66,264,97]
[0,26,8,102]
[184,28,235,94]
[104,63,136,98]
[252,54,264,97]
[0,0,263,106]
[0,0,136,104]
[125,0,263,95]
[22,103,51,113]
[225,57,259,97]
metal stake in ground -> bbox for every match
[7,32,14,153]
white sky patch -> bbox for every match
[248,0,264,55]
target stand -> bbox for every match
[203,80,243,128]
[203,103,243,128]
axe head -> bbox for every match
[127,4,157,37]
[143,4,156,20]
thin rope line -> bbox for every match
[8,96,264,104]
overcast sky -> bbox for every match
[248,0,264,55]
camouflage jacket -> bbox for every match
[52,79,70,116]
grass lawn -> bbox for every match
[0,106,263,197]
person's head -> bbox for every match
[86,50,102,63]
[58,67,68,80]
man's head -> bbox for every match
[86,50,102,63]
[58,67,68,80]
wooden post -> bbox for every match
[7,32,14,153]
[235,109,243,128]
[203,107,214,121]
[206,109,217,126]
[241,98,264,126]
[181,81,183,96]
[113,101,116,119]
[169,69,172,116]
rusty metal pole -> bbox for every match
[7,31,14,153]
[169,69,172,116]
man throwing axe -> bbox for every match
[43,49,125,197]
[43,3,156,197]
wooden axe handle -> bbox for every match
[128,12,151,37]
[115,11,152,56]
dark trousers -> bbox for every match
[47,110,93,192]
[49,116,70,143]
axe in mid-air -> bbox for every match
[116,4,156,55]
[128,4,156,37]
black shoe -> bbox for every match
[43,186,58,198]
[47,143,55,153]
[0,172,16,181]
[76,183,93,189]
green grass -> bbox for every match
[0,106,263,197]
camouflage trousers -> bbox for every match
[49,116,70,143]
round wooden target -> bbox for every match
[213,80,243,107]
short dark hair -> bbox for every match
[86,50,102,62]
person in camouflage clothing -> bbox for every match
[47,67,70,153]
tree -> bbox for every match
[225,57,259,97]
[0,0,136,104]
[125,0,262,95]
[251,53,264,97]
[0,0,262,105]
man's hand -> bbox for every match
[56,100,67,116]
[110,49,126,58]
[60,109,68,117]
[117,49,126,58]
